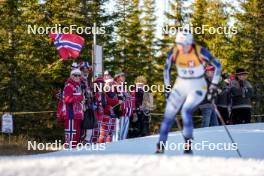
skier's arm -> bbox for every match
[200,47,222,85]
[164,49,174,87]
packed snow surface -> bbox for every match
[1,123,264,176]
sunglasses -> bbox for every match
[176,42,190,46]
[73,74,81,77]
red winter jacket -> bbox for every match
[104,92,119,116]
[115,84,133,117]
[63,79,84,120]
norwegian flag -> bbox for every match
[49,33,85,60]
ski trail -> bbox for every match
[0,123,264,176]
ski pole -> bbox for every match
[212,101,242,158]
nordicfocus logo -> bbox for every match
[27,23,106,35]
[93,82,172,93]
[159,141,238,151]
[27,140,106,151]
[162,24,238,35]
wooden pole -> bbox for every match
[92,23,97,81]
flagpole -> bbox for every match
[92,23,97,81]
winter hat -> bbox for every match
[236,68,248,75]
[104,74,113,83]
[176,31,193,46]
[104,70,109,75]
[70,69,81,76]
[114,72,125,79]
[71,62,79,70]
[79,61,91,69]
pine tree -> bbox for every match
[191,0,207,46]
[114,0,145,83]
[202,0,230,67]
[192,0,232,68]
[141,0,157,84]
[111,0,132,74]
[0,0,23,112]
[232,0,264,116]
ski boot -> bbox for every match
[155,142,165,154]
[183,137,193,155]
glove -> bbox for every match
[207,84,218,102]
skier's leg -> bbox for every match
[180,90,205,154]
[158,88,185,144]
[181,90,206,139]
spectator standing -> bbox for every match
[79,61,97,144]
[230,68,253,124]
[130,76,155,137]
[63,69,84,148]
[199,66,219,127]
[216,73,231,124]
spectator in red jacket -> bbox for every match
[90,76,105,143]
[98,74,119,143]
[113,72,133,141]
[63,69,84,148]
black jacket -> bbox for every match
[216,80,231,108]
[230,80,253,109]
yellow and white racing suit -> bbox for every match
[159,44,221,143]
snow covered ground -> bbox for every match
[1,123,264,176]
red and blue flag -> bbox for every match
[49,33,85,60]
